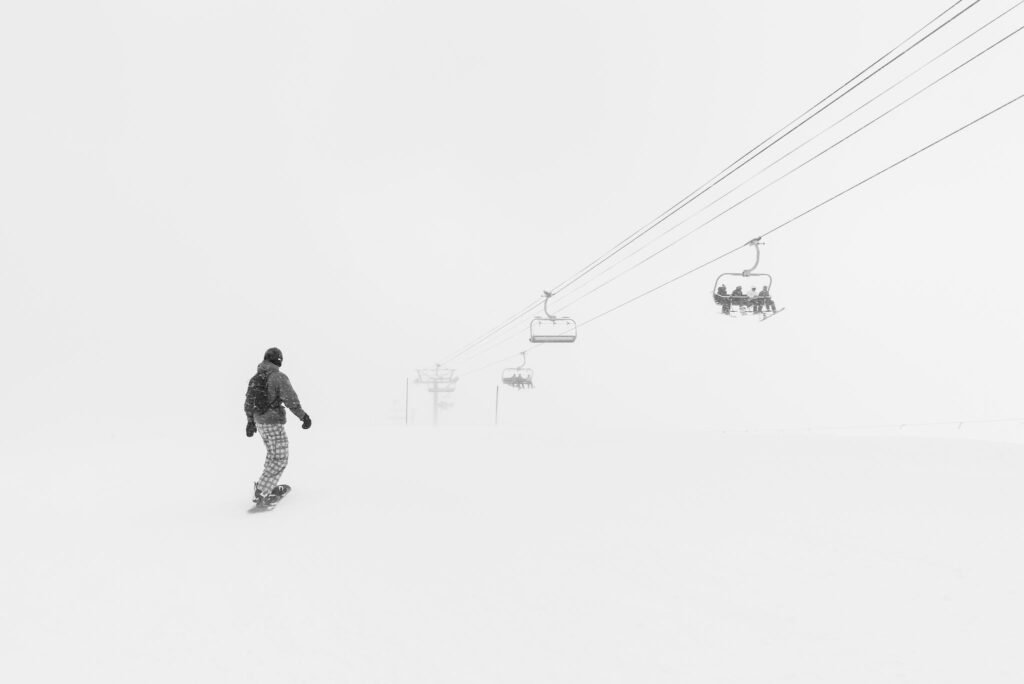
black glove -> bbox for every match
[301,413,312,430]
[246,421,256,437]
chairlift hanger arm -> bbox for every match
[541,291,555,320]
[742,238,763,277]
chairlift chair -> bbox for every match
[416,365,459,391]
[712,238,779,318]
[530,291,577,343]
[501,352,534,389]
[416,365,457,384]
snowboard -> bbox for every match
[760,307,785,321]
[248,484,291,513]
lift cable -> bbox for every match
[579,90,1024,331]
[439,296,545,367]
[455,16,1024,367]
[459,89,1024,378]
[549,18,1024,317]
[434,0,978,367]
[543,0,980,299]
[550,0,1024,308]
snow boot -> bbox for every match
[253,482,272,505]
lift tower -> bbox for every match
[415,364,459,427]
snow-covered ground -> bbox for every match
[5,427,1022,683]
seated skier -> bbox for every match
[759,285,776,313]
[730,285,747,311]
[750,287,762,314]
[716,284,730,313]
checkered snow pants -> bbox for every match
[256,424,289,494]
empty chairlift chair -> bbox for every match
[530,291,577,343]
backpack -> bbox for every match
[246,368,281,414]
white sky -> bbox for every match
[2,0,1022,436]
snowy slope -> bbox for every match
[5,428,1023,683]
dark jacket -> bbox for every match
[244,361,306,425]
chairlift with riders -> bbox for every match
[501,352,534,390]
[530,291,577,343]
[712,238,782,320]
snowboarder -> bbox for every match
[244,347,311,505]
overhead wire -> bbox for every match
[549,0,1024,308]
[433,0,979,368]
[462,1,1013,363]
[461,88,1024,376]
[439,295,544,366]
[544,0,980,298]
[543,0,975,296]
[579,90,1024,331]
[550,14,1024,316]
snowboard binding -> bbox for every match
[252,483,292,509]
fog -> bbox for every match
[5,2,1024,681]
[7,428,1024,682]
[3,1,1021,439]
